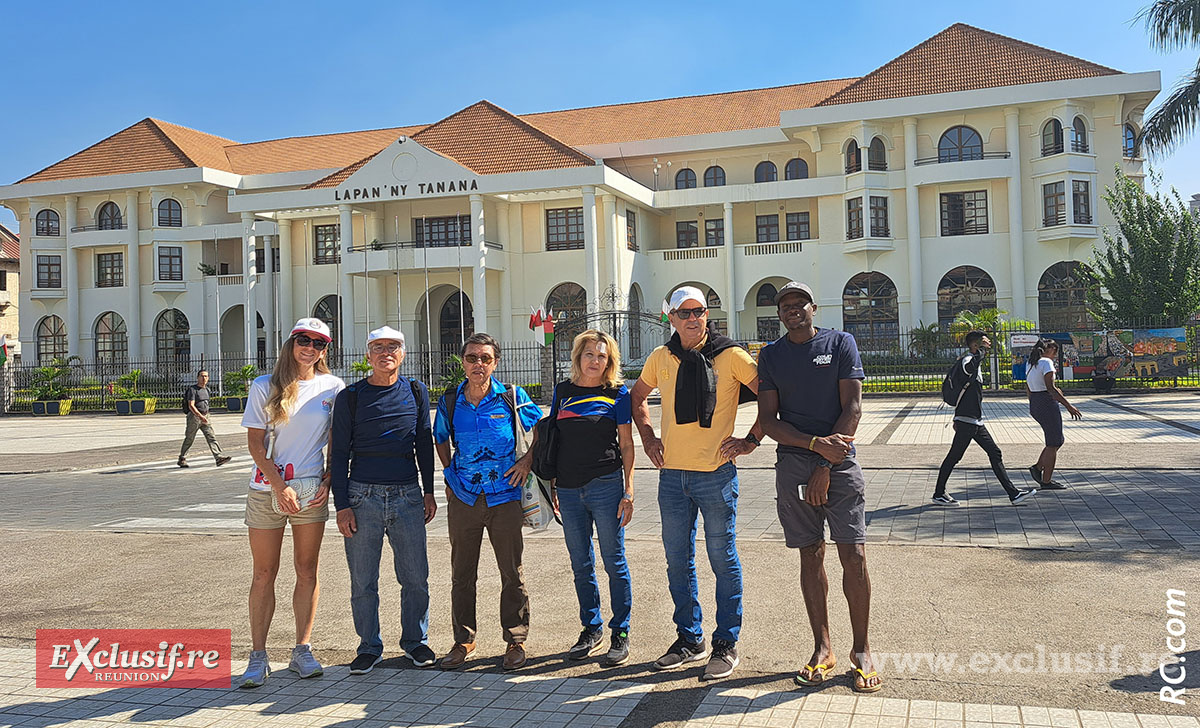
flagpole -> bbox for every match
[422,214,432,385]
[456,218,464,345]
[213,230,223,397]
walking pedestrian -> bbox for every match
[630,286,763,681]
[756,281,881,693]
[238,318,345,688]
[550,329,635,667]
[1026,337,1083,489]
[330,326,437,675]
[932,331,1036,506]
[435,333,542,671]
[178,369,231,468]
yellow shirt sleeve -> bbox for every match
[640,347,663,388]
[728,346,758,386]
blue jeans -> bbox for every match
[557,470,632,632]
[343,479,430,655]
[658,462,742,644]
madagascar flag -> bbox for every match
[542,312,555,345]
[0,334,7,368]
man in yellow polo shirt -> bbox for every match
[630,286,764,681]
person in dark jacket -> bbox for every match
[330,326,437,674]
[931,331,1036,506]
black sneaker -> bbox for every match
[568,628,605,661]
[1010,489,1037,505]
[407,644,437,668]
[1039,480,1067,490]
[702,639,739,681]
[177,458,189,468]
[652,636,708,670]
[601,631,630,667]
[348,653,381,675]
[930,494,959,506]
[215,455,232,466]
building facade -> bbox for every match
[0,24,1159,366]
[0,224,18,360]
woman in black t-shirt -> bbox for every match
[552,329,635,666]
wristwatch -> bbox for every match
[817,457,832,469]
[745,433,760,446]
[622,493,634,503]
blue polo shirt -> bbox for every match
[434,378,542,507]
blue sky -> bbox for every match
[2,0,1198,231]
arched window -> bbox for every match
[843,272,899,349]
[155,309,190,363]
[703,166,725,187]
[313,295,340,343]
[97,202,122,230]
[844,140,862,173]
[674,168,697,189]
[1041,119,1064,156]
[94,312,127,364]
[706,289,722,310]
[158,199,182,227]
[1071,117,1089,153]
[547,282,588,345]
[628,284,644,359]
[1123,124,1138,158]
[868,137,887,171]
[754,161,777,183]
[937,266,996,329]
[35,209,60,237]
[938,126,983,162]
[438,291,473,351]
[1038,261,1095,330]
[36,315,67,365]
[784,158,808,180]
[755,283,778,307]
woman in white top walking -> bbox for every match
[238,318,346,687]
[1025,338,1082,489]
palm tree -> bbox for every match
[950,308,1035,358]
[1137,0,1200,155]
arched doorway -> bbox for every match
[744,277,791,341]
[843,272,899,351]
[937,266,996,329]
[547,282,588,347]
[438,291,473,351]
[1038,261,1094,330]
[156,309,190,363]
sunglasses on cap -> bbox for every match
[293,334,329,351]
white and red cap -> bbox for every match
[290,317,332,342]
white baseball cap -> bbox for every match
[367,326,406,347]
[668,286,707,312]
[290,317,332,342]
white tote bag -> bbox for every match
[511,386,557,530]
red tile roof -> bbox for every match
[817,23,1119,106]
[0,223,18,260]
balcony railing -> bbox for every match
[845,160,862,174]
[846,225,864,240]
[1074,212,1093,225]
[941,223,989,236]
[867,160,887,171]
[1041,141,1064,156]
[1071,141,1089,153]
[870,225,890,238]
[659,247,720,261]
[913,151,1011,166]
[744,241,803,256]
[71,223,127,233]
[1043,212,1066,227]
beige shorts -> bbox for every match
[244,488,330,530]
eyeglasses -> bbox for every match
[294,334,329,351]
[463,353,495,364]
[368,342,402,354]
[673,307,707,320]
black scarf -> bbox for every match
[666,322,756,428]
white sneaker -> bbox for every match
[288,644,323,679]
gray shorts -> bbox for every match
[775,450,867,547]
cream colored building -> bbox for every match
[0,224,18,359]
[0,24,1158,365]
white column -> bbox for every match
[277,219,293,341]
[582,186,599,307]
[338,204,356,350]
[497,202,513,341]
[125,191,142,359]
[902,118,926,327]
[1005,108,1028,319]
[723,201,738,339]
[262,232,276,357]
[469,194,488,333]
[63,196,79,357]
[602,194,619,302]
[241,212,257,358]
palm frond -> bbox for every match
[1139,57,1200,156]
[1138,0,1200,51]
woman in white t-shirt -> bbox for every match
[238,318,346,688]
[1025,338,1082,490]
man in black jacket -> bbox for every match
[932,331,1036,506]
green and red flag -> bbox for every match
[661,299,671,323]
[0,334,7,368]
[528,306,542,331]
[542,309,555,346]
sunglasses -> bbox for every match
[294,334,329,351]
[463,353,495,364]
[368,342,402,354]
[673,307,707,320]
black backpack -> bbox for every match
[439,381,518,451]
[941,355,973,408]
[345,376,426,456]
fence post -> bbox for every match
[539,344,554,405]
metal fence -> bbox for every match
[2,320,1198,413]
[0,342,548,413]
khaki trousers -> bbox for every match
[447,492,529,645]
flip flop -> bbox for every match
[849,666,883,693]
[793,658,836,686]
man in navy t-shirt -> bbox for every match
[757,281,881,693]
[330,326,437,674]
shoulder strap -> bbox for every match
[441,381,464,450]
